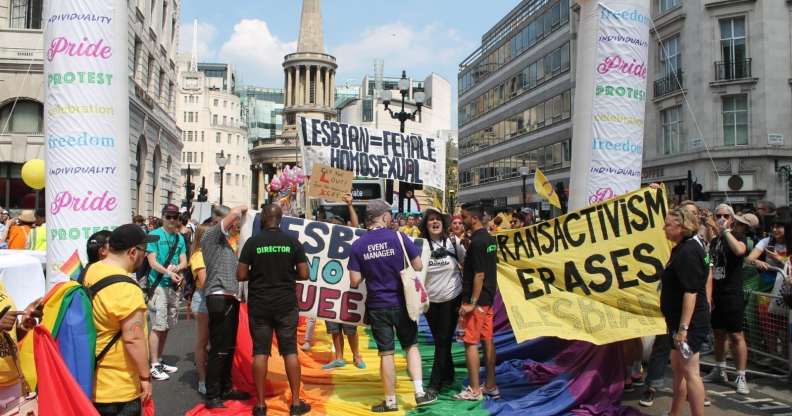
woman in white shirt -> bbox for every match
[419,207,466,395]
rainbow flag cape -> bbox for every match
[60,250,84,280]
[187,294,640,416]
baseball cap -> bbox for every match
[366,199,392,219]
[162,203,180,216]
[109,223,159,251]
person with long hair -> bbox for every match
[661,208,709,416]
[190,224,210,395]
[419,207,466,395]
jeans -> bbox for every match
[206,295,240,400]
[645,334,671,389]
[94,399,141,416]
[425,296,460,389]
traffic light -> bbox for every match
[692,183,703,200]
[186,182,195,202]
[197,176,208,202]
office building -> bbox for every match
[0,0,184,215]
[457,0,572,214]
[176,59,250,207]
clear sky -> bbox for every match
[180,0,521,127]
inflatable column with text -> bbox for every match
[568,0,651,210]
[44,0,131,286]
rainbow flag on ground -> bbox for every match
[186,293,640,416]
[60,250,84,280]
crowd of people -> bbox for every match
[0,194,789,416]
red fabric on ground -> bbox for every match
[33,326,99,416]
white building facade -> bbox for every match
[0,0,184,216]
[176,59,250,207]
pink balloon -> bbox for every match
[269,176,282,191]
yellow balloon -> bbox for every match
[21,159,45,190]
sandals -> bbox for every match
[453,386,483,401]
[322,359,347,369]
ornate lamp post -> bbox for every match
[216,150,229,206]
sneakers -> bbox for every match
[453,386,483,401]
[483,386,501,400]
[222,390,252,401]
[638,388,655,407]
[204,398,225,409]
[150,365,170,381]
[322,359,347,370]
[735,375,750,394]
[415,391,438,407]
[704,397,712,407]
[158,360,178,373]
[253,404,267,416]
[623,383,635,393]
[702,366,728,383]
[371,401,398,412]
[197,381,206,395]
[290,400,311,416]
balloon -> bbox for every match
[295,174,305,184]
[21,159,45,190]
[269,176,282,191]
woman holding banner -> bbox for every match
[661,208,709,416]
[419,207,466,395]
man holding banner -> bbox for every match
[348,199,437,412]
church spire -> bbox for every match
[296,0,324,53]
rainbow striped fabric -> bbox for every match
[59,250,84,280]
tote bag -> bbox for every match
[396,232,429,321]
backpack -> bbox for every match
[55,271,143,400]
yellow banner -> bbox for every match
[534,167,561,209]
[495,187,671,345]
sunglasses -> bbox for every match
[716,214,731,219]
[164,214,179,220]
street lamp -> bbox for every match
[382,70,425,212]
[216,149,229,206]
[519,166,531,209]
[449,189,456,214]
[382,70,425,133]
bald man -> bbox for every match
[237,204,310,416]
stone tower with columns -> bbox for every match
[282,0,337,140]
[249,0,337,208]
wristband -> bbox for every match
[469,298,478,306]
[140,375,151,382]
[679,323,689,331]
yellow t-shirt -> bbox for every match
[84,262,148,403]
[0,283,18,387]
[190,251,206,289]
[399,225,421,238]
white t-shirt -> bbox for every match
[425,236,466,303]
[755,237,788,268]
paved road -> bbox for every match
[154,317,792,415]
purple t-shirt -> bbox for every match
[348,229,420,310]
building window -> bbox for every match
[214,172,220,185]
[212,114,218,125]
[661,106,683,155]
[167,82,174,111]
[161,0,168,31]
[201,131,205,142]
[214,99,219,107]
[719,17,747,79]
[146,55,154,88]
[722,95,748,146]
[227,133,232,144]
[362,98,374,122]
[132,37,142,79]
[658,0,680,14]
[659,35,680,76]
[9,0,42,29]
[216,132,221,143]
[0,100,43,134]
[158,69,165,98]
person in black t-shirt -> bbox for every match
[661,208,708,416]
[705,203,749,394]
[237,204,310,416]
[453,203,500,401]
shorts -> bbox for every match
[711,294,745,333]
[460,305,494,344]
[668,325,709,354]
[190,289,207,314]
[148,286,179,331]
[249,307,299,356]
[94,399,141,416]
[326,321,357,336]
[367,306,418,356]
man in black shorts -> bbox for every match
[237,204,310,416]
[703,203,749,394]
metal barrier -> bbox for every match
[743,291,791,378]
